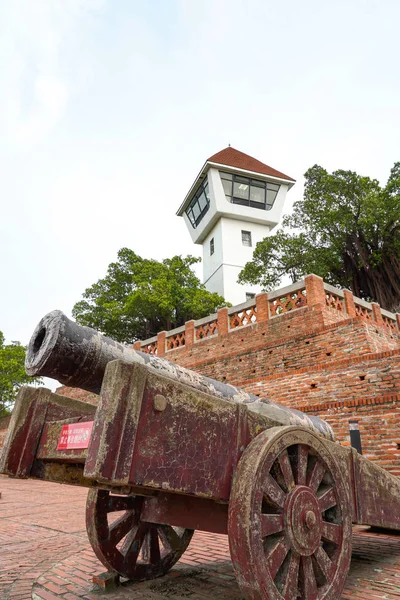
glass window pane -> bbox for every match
[232,197,249,206]
[220,171,232,180]
[250,200,265,210]
[186,209,195,226]
[266,189,278,208]
[242,230,252,246]
[233,181,249,200]
[250,184,265,204]
[250,178,265,187]
[267,183,280,192]
[222,178,232,196]
[235,175,250,184]
[192,202,201,219]
[198,192,207,211]
[204,182,210,200]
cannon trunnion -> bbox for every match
[2,313,400,600]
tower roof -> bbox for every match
[207,147,295,182]
[177,146,295,216]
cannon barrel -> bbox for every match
[26,311,335,441]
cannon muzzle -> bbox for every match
[26,310,138,394]
[26,311,335,441]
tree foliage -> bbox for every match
[72,249,228,343]
[0,332,42,417]
[239,163,400,312]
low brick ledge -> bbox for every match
[291,392,400,414]
[234,346,400,387]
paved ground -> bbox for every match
[1,476,400,600]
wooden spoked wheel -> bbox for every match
[86,489,194,581]
[228,427,352,600]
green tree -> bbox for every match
[239,163,400,312]
[72,249,228,343]
[0,332,42,417]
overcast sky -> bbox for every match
[1,0,399,352]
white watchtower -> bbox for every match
[177,147,295,305]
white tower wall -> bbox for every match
[203,217,270,305]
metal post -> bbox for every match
[349,420,363,455]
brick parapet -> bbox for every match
[137,275,399,358]
[168,314,399,375]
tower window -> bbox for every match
[210,238,214,255]
[242,230,252,247]
[220,171,280,211]
[185,178,211,228]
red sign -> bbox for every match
[57,421,94,450]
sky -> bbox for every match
[1,0,400,357]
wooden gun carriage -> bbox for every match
[2,311,400,600]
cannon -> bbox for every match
[2,312,400,600]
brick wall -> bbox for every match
[241,350,400,407]
[56,386,98,405]
[298,396,400,477]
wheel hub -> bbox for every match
[285,485,322,556]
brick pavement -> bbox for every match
[1,475,400,600]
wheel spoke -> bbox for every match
[109,510,137,546]
[318,487,337,512]
[282,552,300,600]
[296,444,308,486]
[264,473,287,508]
[120,524,140,556]
[314,545,333,581]
[278,449,295,491]
[142,525,161,565]
[321,521,342,545]
[107,494,136,513]
[158,525,182,552]
[261,514,284,537]
[122,523,146,564]
[302,555,318,599]
[267,537,290,580]
[149,527,161,564]
[307,459,326,492]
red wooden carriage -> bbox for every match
[2,311,400,600]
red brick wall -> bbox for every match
[242,350,400,407]
[298,396,400,477]
[55,386,98,405]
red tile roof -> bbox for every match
[207,147,294,182]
